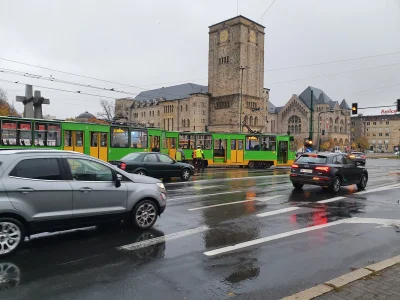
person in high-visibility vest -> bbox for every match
[192,148,197,169]
[195,146,205,173]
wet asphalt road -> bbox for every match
[1,159,400,300]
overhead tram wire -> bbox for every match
[268,61,400,85]
[0,68,139,97]
[2,51,400,97]
[258,0,278,21]
[0,78,116,100]
[0,57,197,100]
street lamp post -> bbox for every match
[309,89,314,142]
[238,66,249,133]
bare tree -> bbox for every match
[97,99,115,122]
[0,87,19,116]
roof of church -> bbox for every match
[340,99,351,110]
[134,83,208,103]
[298,86,335,108]
[268,86,351,114]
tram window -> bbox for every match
[289,139,296,152]
[100,133,107,147]
[75,131,83,147]
[179,134,194,149]
[213,139,226,157]
[262,136,276,151]
[111,127,129,148]
[91,132,98,147]
[47,123,61,146]
[246,136,261,151]
[18,122,32,146]
[161,133,167,149]
[130,130,147,148]
[34,123,47,146]
[150,136,160,150]
[1,120,17,146]
[196,135,212,149]
[167,137,176,149]
[64,131,72,147]
[261,136,275,151]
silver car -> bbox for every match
[0,150,167,256]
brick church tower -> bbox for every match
[208,16,265,133]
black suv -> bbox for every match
[290,152,368,193]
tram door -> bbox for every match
[167,137,177,159]
[64,130,84,154]
[149,135,161,151]
[277,141,288,164]
[90,132,108,161]
[230,139,244,163]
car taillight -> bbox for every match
[120,163,126,170]
[292,164,299,168]
[315,166,330,172]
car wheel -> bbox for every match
[292,182,304,190]
[0,218,25,257]
[180,168,191,181]
[248,161,255,169]
[132,200,158,229]
[330,176,341,193]
[357,174,368,190]
[136,170,147,176]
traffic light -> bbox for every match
[351,103,358,115]
[397,99,400,111]
[322,129,325,136]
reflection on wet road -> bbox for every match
[2,160,400,300]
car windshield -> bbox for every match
[121,153,142,161]
[296,155,327,164]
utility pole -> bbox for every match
[238,66,249,133]
[309,88,314,142]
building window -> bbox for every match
[379,133,382,136]
[158,110,160,116]
[373,122,376,125]
[385,133,389,136]
[186,105,188,111]
[187,119,190,127]
[386,121,389,125]
[288,115,301,134]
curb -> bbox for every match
[281,255,400,300]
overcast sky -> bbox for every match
[0,0,399,119]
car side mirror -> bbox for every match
[172,160,176,164]
[115,173,122,188]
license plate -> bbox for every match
[300,169,313,173]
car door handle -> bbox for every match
[16,188,34,194]
[79,187,93,193]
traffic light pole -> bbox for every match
[309,89,314,141]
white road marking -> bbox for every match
[168,190,242,202]
[117,226,209,251]
[188,195,284,211]
[256,183,400,217]
[169,185,220,192]
[165,174,290,185]
[253,195,284,202]
[188,199,255,211]
[256,206,300,217]
[204,217,400,256]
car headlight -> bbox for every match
[156,182,165,190]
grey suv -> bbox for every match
[0,150,167,256]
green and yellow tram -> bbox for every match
[0,116,295,168]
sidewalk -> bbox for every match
[316,264,400,300]
[283,255,400,300]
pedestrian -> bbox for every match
[195,145,205,173]
[176,146,185,162]
[152,143,160,152]
[192,148,197,170]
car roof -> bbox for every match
[300,152,340,157]
[0,149,84,156]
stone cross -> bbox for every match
[16,85,50,119]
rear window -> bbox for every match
[351,152,363,155]
[296,155,327,164]
[121,153,143,161]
